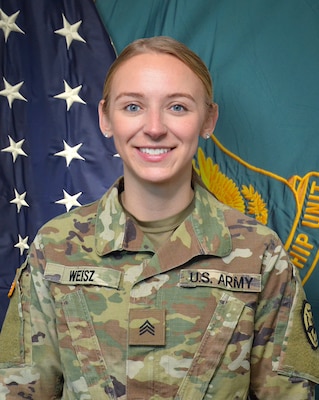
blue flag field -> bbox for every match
[0,0,122,327]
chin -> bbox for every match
[143,174,180,186]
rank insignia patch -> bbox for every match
[129,308,166,346]
[302,300,319,350]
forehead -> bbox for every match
[110,53,204,94]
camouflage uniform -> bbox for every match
[0,177,318,399]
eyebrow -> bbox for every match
[114,92,144,102]
[167,93,196,102]
[114,92,196,102]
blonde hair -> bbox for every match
[101,36,213,113]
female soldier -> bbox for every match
[0,36,318,399]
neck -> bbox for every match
[121,176,194,222]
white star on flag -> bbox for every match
[14,235,29,256]
[0,9,25,42]
[1,135,28,162]
[0,77,27,108]
[55,190,82,212]
[54,14,86,49]
[54,140,85,167]
[54,80,86,111]
[10,189,29,213]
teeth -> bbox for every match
[140,148,170,155]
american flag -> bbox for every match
[0,0,123,329]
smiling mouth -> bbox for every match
[139,148,171,155]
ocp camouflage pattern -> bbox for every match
[0,177,318,399]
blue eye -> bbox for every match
[171,104,185,112]
[126,104,140,112]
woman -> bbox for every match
[0,36,318,399]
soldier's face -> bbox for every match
[99,53,217,187]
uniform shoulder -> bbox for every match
[38,198,100,234]
[200,185,280,241]
[222,201,280,239]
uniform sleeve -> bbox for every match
[250,240,319,399]
[0,236,63,399]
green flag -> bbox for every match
[96,1,319,384]
[194,135,319,319]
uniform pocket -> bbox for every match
[175,292,246,400]
[62,289,117,399]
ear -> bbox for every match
[200,102,219,139]
[98,100,113,138]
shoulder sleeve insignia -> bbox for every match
[302,300,319,350]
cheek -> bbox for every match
[176,120,202,143]
[112,114,141,136]
[112,132,128,150]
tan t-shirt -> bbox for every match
[122,196,195,251]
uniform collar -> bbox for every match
[95,177,232,259]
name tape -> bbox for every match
[44,263,121,288]
[180,269,262,292]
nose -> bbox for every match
[143,108,167,138]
